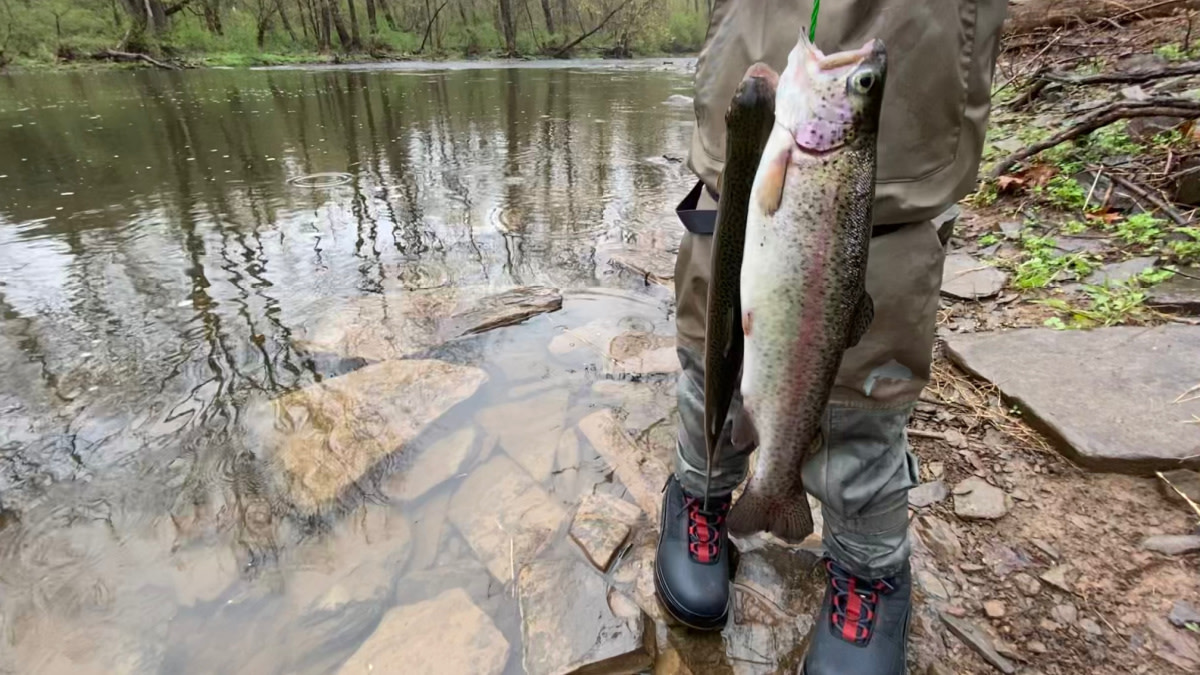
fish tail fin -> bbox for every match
[727,477,814,543]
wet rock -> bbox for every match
[1169,600,1200,628]
[1083,257,1158,286]
[476,390,570,482]
[518,558,652,675]
[1141,534,1200,555]
[918,515,962,561]
[953,478,1010,520]
[446,286,562,336]
[935,205,960,245]
[944,326,1200,472]
[609,248,676,287]
[984,600,1006,618]
[1040,564,1072,592]
[1013,573,1041,597]
[1053,236,1109,255]
[1174,160,1200,205]
[569,493,642,572]
[393,558,492,608]
[448,455,567,583]
[336,588,509,675]
[607,330,679,376]
[941,254,1008,300]
[407,491,452,572]
[1149,615,1200,671]
[261,359,487,512]
[909,480,948,508]
[579,410,671,518]
[940,613,1016,675]
[726,546,826,673]
[999,220,1023,240]
[1080,618,1103,637]
[1147,269,1200,315]
[385,428,476,502]
[1053,603,1079,625]
[1031,538,1061,560]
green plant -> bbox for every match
[979,233,1000,247]
[1034,175,1089,210]
[1061,220,1088,235]
[1169,228,1200,261]
[1011,235,1096,289]
[1037,281,1152,328]
[1111,213,1167,246]
[968,180,999,207]
[1154,43,1194,61]
[1139,267,1176,285]
[1152,128,1189,150]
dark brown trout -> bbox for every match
[702,63,778,504]
[727,32,887,542]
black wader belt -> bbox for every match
[675,180,904,239]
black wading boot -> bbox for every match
[802,558,912,674]
[653,475,734,630]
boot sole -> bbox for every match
[652,562,730,631]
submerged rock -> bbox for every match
[336,588,510,675]
[606,330,680,376]
[609,248,676,287]
[578,410,671,519]
[261,359,487,513]
[476,390,570,482]
[448,455,567,583]
[569,493,642,572]
[518,558,652,675]
[385,428,476,502]
[944,326,1200,472]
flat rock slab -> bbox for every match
[518,558,652,675]
[940,613,1015,675]
[941,254,1007,300]
[1083,256,1158,285]
[336,588,509,675]
[1147,268,1200,314]
[299,286,561,362]
[1141,534,1200,555]
[944,326,1200,472]
[606,330,680,376]
[262,360,487,512]
[569,493,642,572]
[609,248,676,287]
[449,455,567,583]
[953,478,1010,520]
[579,410,671,519]
[909,480,949,508]
[726,547,825,672]
[476,390,570,482]
[384,428,476,502]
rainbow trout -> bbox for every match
[727,32,887,541]
[702,63,778,504]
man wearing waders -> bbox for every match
[654,1,1008,671]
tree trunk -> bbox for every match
[377,0,397,29]
[345,0,362,49]
[498,0,517,55]
[203,2,223,35]
[328,0,352,49]
[275,0,298,39]
[540,0,554,33]
[365,0,378,34]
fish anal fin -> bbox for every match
[848,291,874,348]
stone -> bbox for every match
[1159,469,1200,505]
[1031,538,1061,560]
[1083,257,1158,286]
[940,613,1016,675]
[941,253,1008,300]
[927,662,954,675]
[1053,603,1079,625]
[607,330,679,376]
[448,455,567,583]
[609,248,676,287]
[1169,600,1200,628]
[725,546,826,672]
[1040,618,1061,631]
[518,558,652,675]
[1053,236,1109,255]
[918,515,962,561]
[385,428,476,502]
[407,491,452,572]
[917,569,952,601]
[569,493,642,572]
[984,600,1006,618]
[1141,534,1200,556]
[1080,618,1103,637]
[336,589,509,675]
[1040,564,1072,592]
[999,220,1023,239]
[579,410,671,519]
[953,478,1010,520]
[1027,640,1048,654]
[260,360,487,512]
[1149,615,1200,671]
[1013,572,1041,597]
[944,326,1200,472]
[1128,115,1187,142]
[476,390,570,482]
[446,286,562,336]
[909,480,949,508]
[1147,270,1200,315]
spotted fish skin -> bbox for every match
[702,63,778,503]
[728,31,887,542]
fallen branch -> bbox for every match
[1044,61,1200,86]
[1107,172,1190,226]
[552,0,633,58]
[907,429,948,440]
[416,1,448,54]
[93,49,180,70]
[989,98,1200,177]
[1006,0,1200,34]
[1157,470,1200,523]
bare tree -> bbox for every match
[540,0,554,33]
[345,0,363,49]
[498,0,517,54]
[365,0,378,34]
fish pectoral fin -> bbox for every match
[848,290,874,348]
[755,145,790,216]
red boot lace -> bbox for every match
[827,560,897,645]
[683,496,728,564]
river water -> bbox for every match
[0,60,699,674]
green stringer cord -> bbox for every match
[809,0,820,41]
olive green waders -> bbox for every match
[672,0,1008,579]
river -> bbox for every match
[0,59,700,674]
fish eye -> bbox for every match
[851,70,877,94]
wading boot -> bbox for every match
[653,475,733,630]
[802,558,912,674]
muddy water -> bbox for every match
[0,61,696,674]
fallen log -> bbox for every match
[92,49,181,70]
[1006,0,1200,35]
